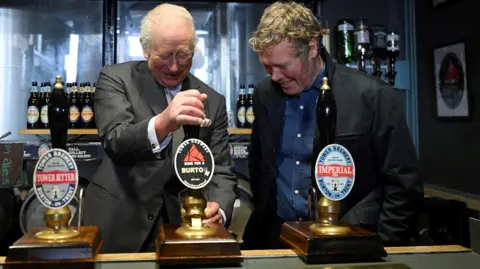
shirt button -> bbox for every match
[298,217,303,221]
[294,190,299,194]
[300,105,304,110]
[148,214,154,220]
[296,161,300,165]
[297,133,302,138]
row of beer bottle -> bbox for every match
[26,81,96,129]
[236,84,254,128]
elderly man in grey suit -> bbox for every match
[84,4,237,253]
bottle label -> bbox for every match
[27,105,39,124]
[354,30,370,44]
[338,23,354,31]
[246,106,255,124]
[81,106,94,122]
[70,106,80,123]
[40,105,48,124]
[387,34,400,52]
[237,106,246,124]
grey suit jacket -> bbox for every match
[83,61,237,253]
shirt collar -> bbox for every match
[311,67,326,90]
[301,67,325,94]
[164,83,182,93]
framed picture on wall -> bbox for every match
[432,0,462,8]
[433,0,449,6]
[433,41,471,119]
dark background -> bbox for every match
[416,0,480,195]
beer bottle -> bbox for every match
[92,82,96,99]
[69,82,81,128]
[26,82,39,129]
[246,84,255,127]
[335,19,354,64]
[354,19,371,73]
[37,83,45,124]
[66,83,72,95]
[371,25,387,78]
[48,76,69,150]
[81,82,95,128]
[312,77,337,189]
[79,82,84,128]
[236,84,246,128]
[40,82,51,129]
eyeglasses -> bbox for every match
[154,51,193,63]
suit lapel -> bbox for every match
[180,73,201,91]
[264,81,285,149]
[136,61,168,115]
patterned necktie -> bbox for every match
[165,88,174,104]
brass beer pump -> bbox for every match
[155,123,242,265]
[35,76,80,241]
[308,191,352,235]
[176,189,216,238]
[308,77,351,236]
[35,206,80,240]
[6,75,103,267]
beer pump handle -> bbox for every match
[183,125,200,140]
[48,75,69,150]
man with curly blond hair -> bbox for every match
[243,1,423,249]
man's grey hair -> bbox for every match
[140,4,198,52]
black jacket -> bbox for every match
[243,47,423,249]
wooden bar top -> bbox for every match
[0,245,471,264]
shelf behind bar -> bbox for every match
[19,129,98,135]
[19,128,252,135]
[228,128,252,135]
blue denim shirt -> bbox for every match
[275,69,325,221]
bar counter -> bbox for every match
[0,245,478,268]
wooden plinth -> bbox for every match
[156,223,243,265]
[5,226,103,269]
[280,221,387,264]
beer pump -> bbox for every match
[6,75,102,268]
[176,124,216,238]
[156,119,242,265]
[307,77,351,236]
[280,77,386,264]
